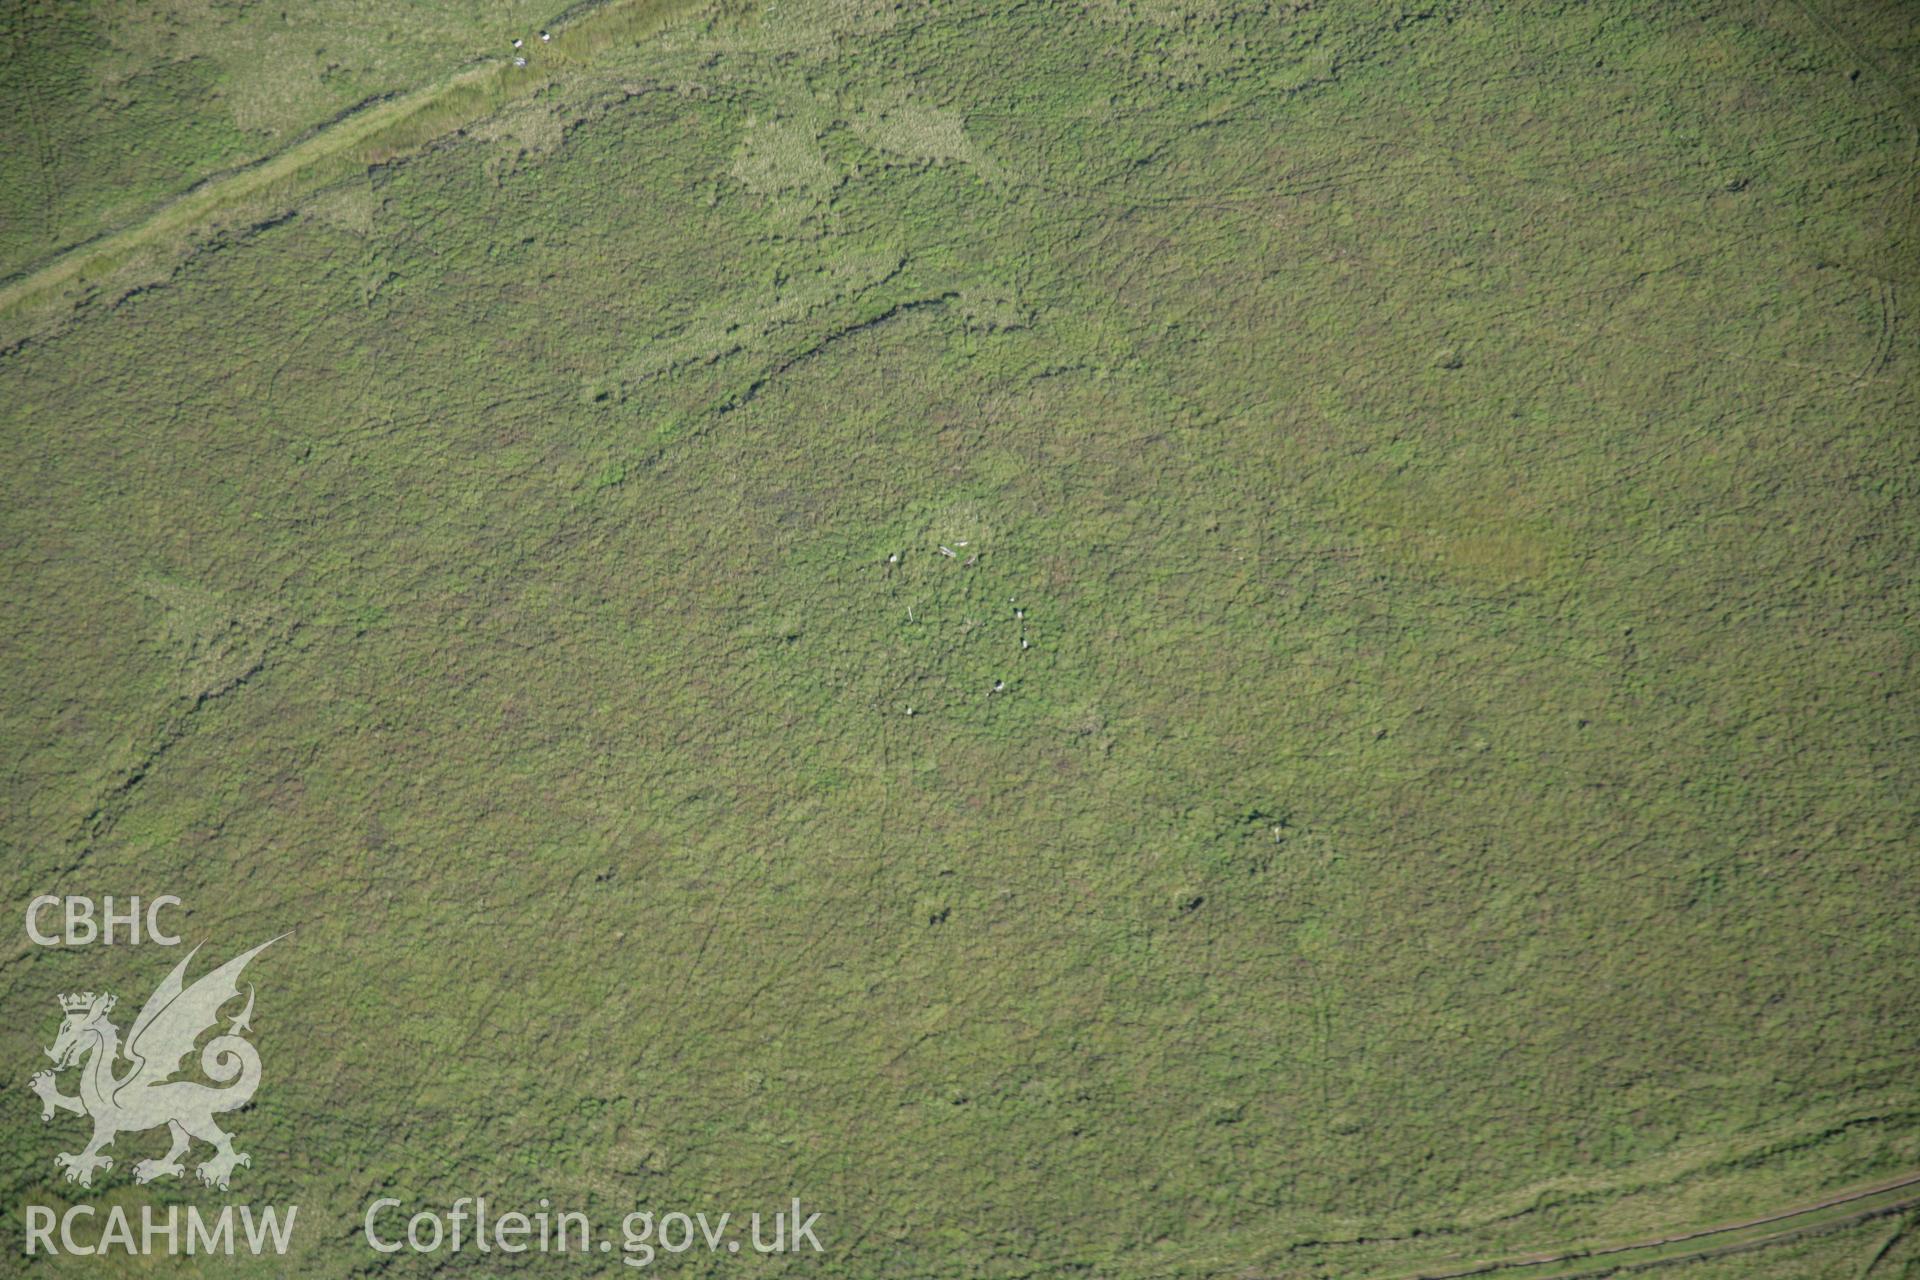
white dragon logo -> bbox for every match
[27,938,282,1190]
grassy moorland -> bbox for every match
[0,0,585,282]
[1,2,1917,1277]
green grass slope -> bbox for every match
[2,2,1917,1277]
[0,0,556,281]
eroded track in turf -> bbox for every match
[0,0,703,334]
[1390,1169,1920,1280]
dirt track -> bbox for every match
[0,0,694,329]
[1395,1169,1920,1280]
